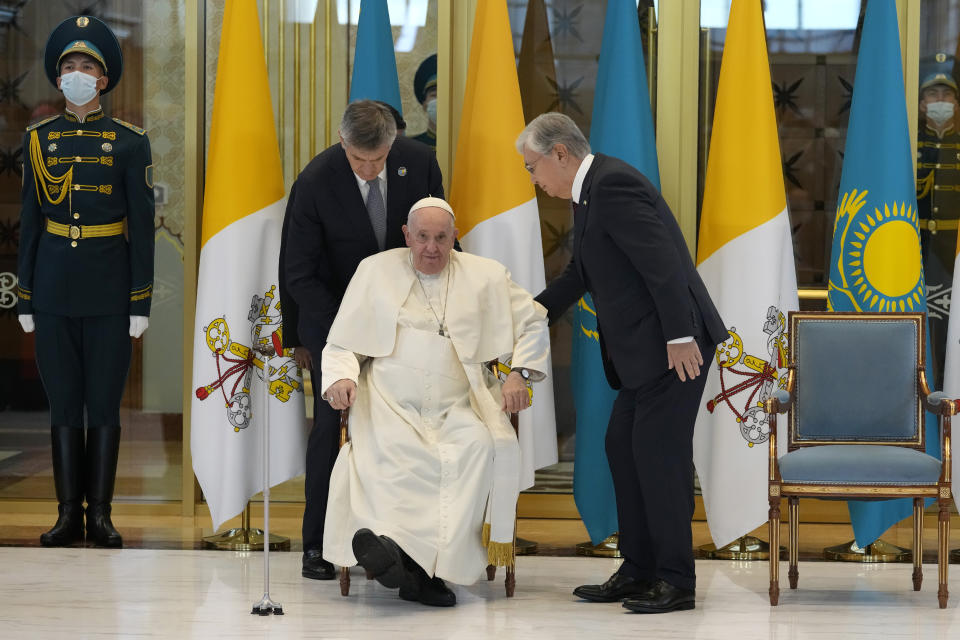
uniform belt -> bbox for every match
[46,218,124,240]
[919,218,960,233]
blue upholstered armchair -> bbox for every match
[766,312,956,609]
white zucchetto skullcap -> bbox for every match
[408,196,455,220]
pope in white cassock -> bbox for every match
[319,197,551,607]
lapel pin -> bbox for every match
[398,166,407,176]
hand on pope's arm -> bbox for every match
[294,346,312,371]
[667,340,703,382]
[324,379,357,411]
[501,372,531,413]
[18,314,34,333]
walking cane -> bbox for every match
[252,350,283,616]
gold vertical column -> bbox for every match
[182,0,206,517]
[263,0,270,58]
[294,20,301,172]
[310,14,317,159]
[324,0,332,147]
[279,0,286,171]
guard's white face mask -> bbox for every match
[425,98,437,126]
[60,71,99,106]
[926,101,956,128]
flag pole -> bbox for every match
[252,351,283,616]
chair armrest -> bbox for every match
[925,391,958,417]
[765,389,792,414]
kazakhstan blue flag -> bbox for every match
[348,0,402,112]
[574,0,661,545]
[827,0,938,547]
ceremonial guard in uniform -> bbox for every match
[16,16,155,548]
[916,53,960,386]
[409,54,437,149]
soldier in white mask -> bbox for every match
[409,54,437,149]
[916,52,960,387]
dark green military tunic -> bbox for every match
[17,107,155,316]
[916,123,960,387]
[16,107,155,428]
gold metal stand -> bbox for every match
[700,535,782,561]
[576,533,622,558]
[202,504,291,551]
[514,536,538,556]
[823,538,910,562]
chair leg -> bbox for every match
[769,494,781,605]
[938,496,950,609]
[486,564,496,581]
[788,497,799,590]
[912,498,923,591]
[339,566,350,597]
[504,527,517,597]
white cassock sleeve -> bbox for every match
[505,276,550,382]
[320,343,362,398]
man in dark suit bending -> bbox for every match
[516,113,726,614]
[280,100,443,580]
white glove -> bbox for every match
[129,315,149,338]
[18,314,35,333]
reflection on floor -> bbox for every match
[0,547,957,639]
[0,411,184,501]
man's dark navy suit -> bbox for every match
[536,153,726,590]
[279,136,443,556]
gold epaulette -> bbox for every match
[26,115,61,132]
[112,117,146,135]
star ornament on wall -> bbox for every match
[837,75,853,115]
[0,146,23,178]
[546,76,584,115]
[551,4,583,41]
[540,219,572,259]
[782,149,804,189]
[773,77,804,117]
[0,218,19,251]
[0,70,29,109]
[0,1,30,34]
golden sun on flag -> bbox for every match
[830,191,925,312]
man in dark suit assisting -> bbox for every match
[516,113,726,613]
[281,100,443,580]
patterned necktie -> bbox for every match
[366,178,387,250]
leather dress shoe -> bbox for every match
[351,528,407,589]
[622,578,695,613]
[573,572,654,602]
[400,574,457,607]
[302,549,336,580]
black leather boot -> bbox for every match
[85,426,123,548]
[40,426,85,547]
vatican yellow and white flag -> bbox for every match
[449,0,557,489]
[946,232,960,511]
[191,0,307,530]
[692,0,798,547]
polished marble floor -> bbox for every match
[0,548,958,639]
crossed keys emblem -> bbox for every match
[195,285,302,432]
[705,306,789,447]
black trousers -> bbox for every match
[33,313,131,429]
[301,366,342,553]
[606,350,709,592]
